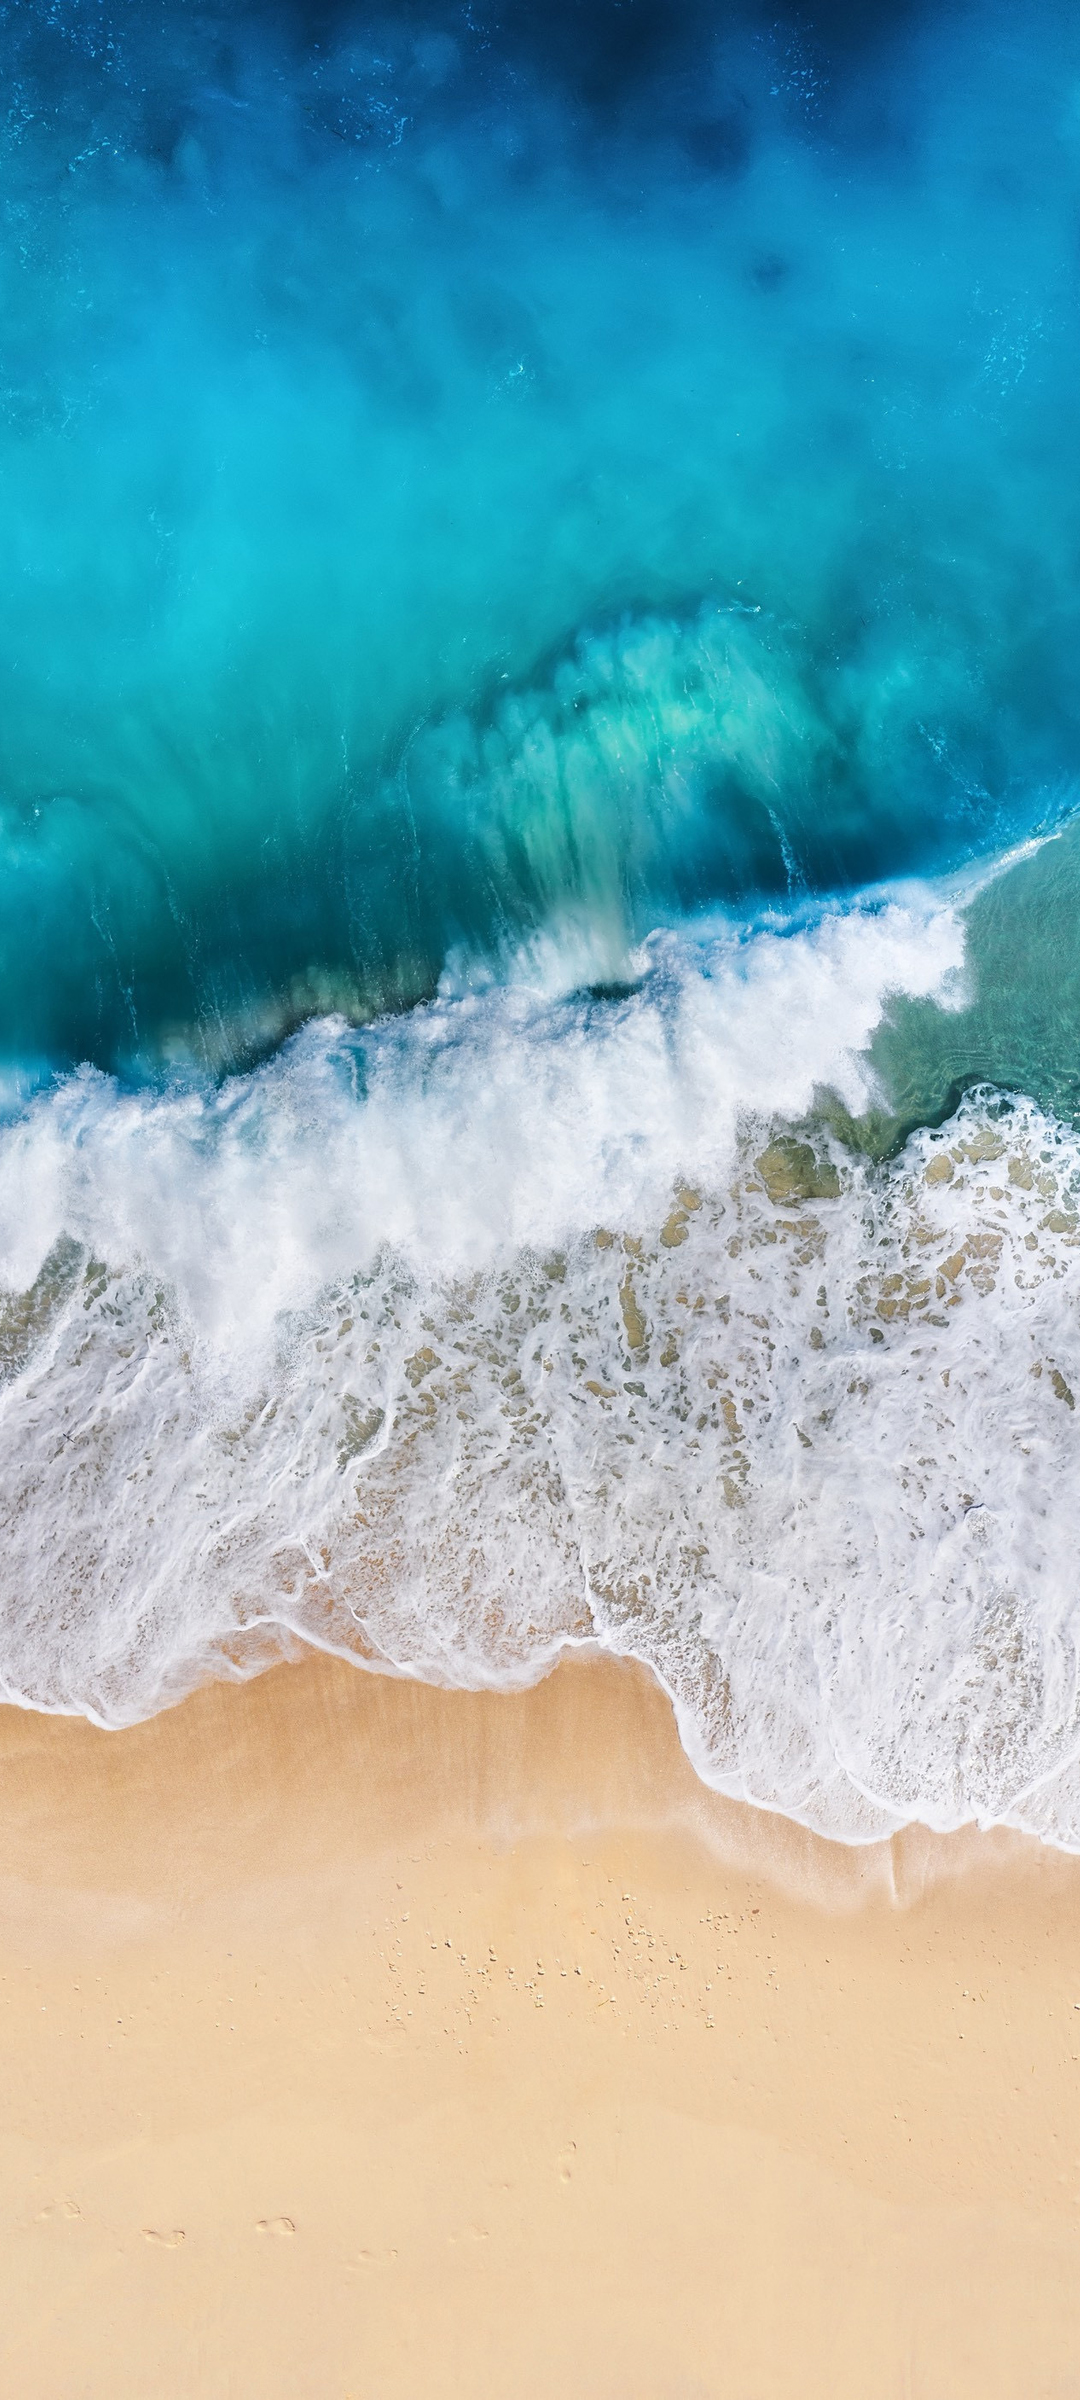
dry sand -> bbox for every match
[1,1648,1078,2400]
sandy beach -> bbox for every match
[1,1649,1078,2399]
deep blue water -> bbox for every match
[3,0,1080,1093]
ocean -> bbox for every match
[3,0,1080,1844]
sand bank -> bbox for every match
[1,1649,1078,2399]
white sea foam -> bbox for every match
[0,898,962,1321]
[6,893,1080,1851]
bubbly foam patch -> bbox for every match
[4,907,1080,1850]
[0,900,962,1332]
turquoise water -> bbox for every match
[4,0,1080,1843]
[3,0,1080,1088]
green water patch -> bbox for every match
[862,824,1080,1139]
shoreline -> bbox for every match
[3,1639,1067,1899]
[2,1648,1079,2396]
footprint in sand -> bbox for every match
[142,2227,186,2248]
[36,2199,81,2223]
[256,2216,295,2237]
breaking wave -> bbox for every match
[4,899,1080,1847]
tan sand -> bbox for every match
[1,1648,1078,2400]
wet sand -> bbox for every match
[1,1648,1078,2399]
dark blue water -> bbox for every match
[3,0,1080,1085]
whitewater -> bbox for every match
[2,881,1080,1850]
